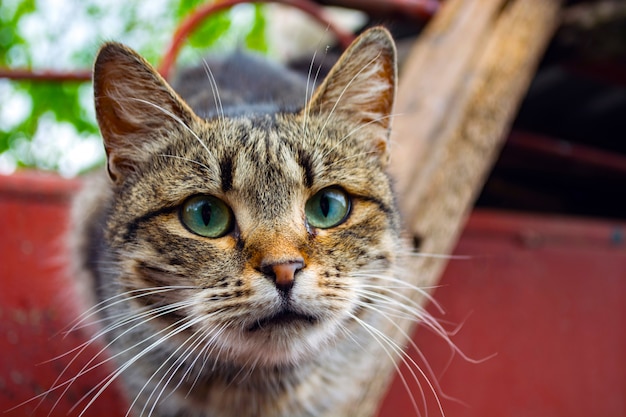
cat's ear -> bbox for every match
[93,42,200,184]
[306,27,396,159]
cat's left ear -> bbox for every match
[306,27,397,161]
[93,42,201,184]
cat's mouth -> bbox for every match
[247,310,318,332]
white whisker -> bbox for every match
[65,286,198,335]
[75,314,208,417]
[183,323,229,399]
[56,302,194,414]
[316,53,382,140]
[303,32,331,140]
[137,319,207,416]
[201,58,228,144]
[347,311,434,417]
[128,97,210,156]
[325,150,379,167]
[352,269,444,313]
[143,322,229,415]
[158,154,212,173]
[302,48,318,137]
[201,58,225,122]
[320,113,401,161]
[16,287,198,416]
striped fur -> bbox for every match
[68,28,439,417]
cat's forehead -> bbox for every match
[192,113,368,187]
[204,115,303,179]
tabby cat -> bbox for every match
[70,27,439,417]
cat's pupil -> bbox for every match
[320,195,330,218]
[201,203,212,226]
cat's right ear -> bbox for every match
[93,42,200,184]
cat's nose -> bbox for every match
[259,259,305,293]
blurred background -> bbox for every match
[1,0,625,221]
[0,0,273,176]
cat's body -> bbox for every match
[172,52,311,117]
[71,28,429,417]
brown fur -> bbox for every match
[70,28,427,417]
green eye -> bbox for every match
[180,195,233,238]
[305,187,350,229]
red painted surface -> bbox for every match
[0,172,126,417]
[378,210,626,417]
[1,172,624,416]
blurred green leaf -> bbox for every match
[0,0,36,67]
[188,9,232,50]
[246,4,267,53]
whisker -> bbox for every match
[64,286,198,334]
[14,300,191,416]
[408,252,474,261]
[55,302,193,415]
[354,289,427,323]
[320,113,401,161]
[325,150,379,168]
[136,318,209,417]
[353,271,489,365]
[316,53,382,141]
[183,323,229,399]
[127,97,210,156]
[303,31,331,140]
[302,48,318,136]
[352,270,444,314]
[347,311,433,417]
[158,154,212,173]
[201,58,228,144]
[75,313,208,417]
[16,287,197,415]
[143,322,230,414]
[352,295,479,409]
[201,58,225,122]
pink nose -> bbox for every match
[259,260,305,292]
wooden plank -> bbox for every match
[396,0,562,275]
[392,0,506,195]
[346,0,564,415]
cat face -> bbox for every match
[92,28,399,367]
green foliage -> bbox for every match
[246,5,267,53]
[0,1,268,175]
[0,0,36,67]
[0,81,98,171]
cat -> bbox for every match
[68,27,443,417]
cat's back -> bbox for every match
[171,52,311,118]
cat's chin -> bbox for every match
[245,309,318,332]
[218,314,340,367]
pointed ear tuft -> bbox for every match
[306,27,397,157]
[93,42,199,184]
